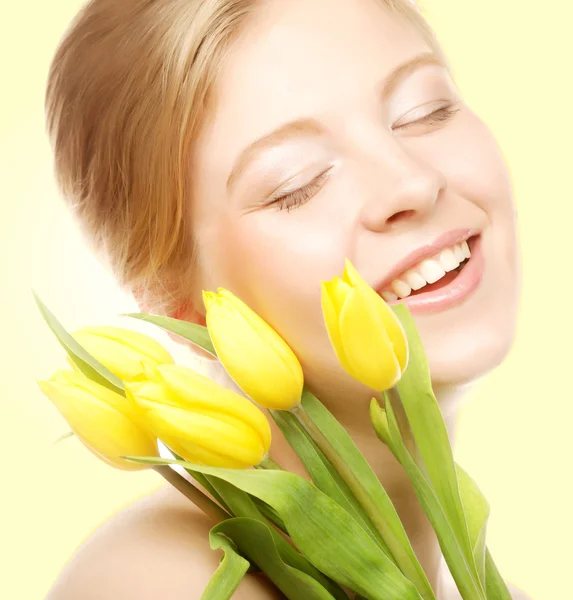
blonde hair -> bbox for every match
[45,0,446,318]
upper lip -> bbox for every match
[373,227,481,293]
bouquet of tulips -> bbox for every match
[36,259,512,600]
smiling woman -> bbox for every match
[43,0,529,598]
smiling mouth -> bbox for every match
[379,235,479,301]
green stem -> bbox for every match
[258,455,283,470]
[292,405,400,566]
[385,387,421,466]
[153,465,230,523]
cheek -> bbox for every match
[428,110,519,266]
[212,209,347,358]
[438,110,515,217]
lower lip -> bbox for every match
[380,235,484,315]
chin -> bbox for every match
[427,324,517,388]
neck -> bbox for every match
[268,379,472,596]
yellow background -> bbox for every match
[1,1,571,598]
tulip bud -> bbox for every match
[321,259,409,391]
[370,398,392,447]
[125,362,272,469]
[202,289,304,410]
[38,369,158,470]
[69,326,174,382]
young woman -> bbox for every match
[43,0,529,597]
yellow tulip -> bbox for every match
[124,362,272,469]
[321,259,409,390]
[202,289,304,411]
[69,325,174,382]
[37,369,158,470]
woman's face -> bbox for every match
[187,0,520,401]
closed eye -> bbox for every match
[394,103,461,131]
[268,105,459,213]
[269,167,333,213]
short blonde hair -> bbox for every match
[46,0,445,318]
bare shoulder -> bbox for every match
[45,485,282,600]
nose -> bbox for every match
[358,137,446,233]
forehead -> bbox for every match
[191,0,431,196]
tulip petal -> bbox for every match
[146,405,266,468]
[70,331,145,381]
[223,291,303,386]
[148,365,272,450]
[341,258,365,287]
[369,289,409,372]
[38,373,157,471]
[77,326,174,365]
[163,438,250,470]
[54,370,144,424]
[71,326,174,382]
[343,259,408,372]
[320,280,352,374]
[206,290,303,410]
[140,359,163,383]
[218,290,303,382]
[324,277,351,314]
[339,286,401,390]
[202,290,217,311]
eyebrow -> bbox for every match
[226,51,446,192]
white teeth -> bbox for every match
[403,269,427,290]
[461,240,471,259]
[453,244,465,262]
[381,290,398,302]
[418,259,446,284]
[438,248,459,272]
[378,237,476,299]
[391,279,411,298]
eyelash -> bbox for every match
[270,168,332,213]
[395,104,460,130]
[271,104,460,212]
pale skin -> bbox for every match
[46,0,531,598]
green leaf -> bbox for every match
[484,548,512,600]
[53,430,75,444]
[120,312,216,356]
[32,290,125,395]
[270,408,382,546]
[201,477,348,600]
[169,435,343,596]
[250,497,288,534]
[455,463,490,587]
[168,448,232,515]
[211,518,338,600]
[391,303,482,589]
[125,456,422,600]
[299,390,435,600]
[377,396,486,600]
[454,464,512,599]
[201,530,250,600]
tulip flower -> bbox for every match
[37,369,158,470]
[124,361,272,469]
[69,325,174,382]
[202,289,304,411]
[321,259,409,391]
